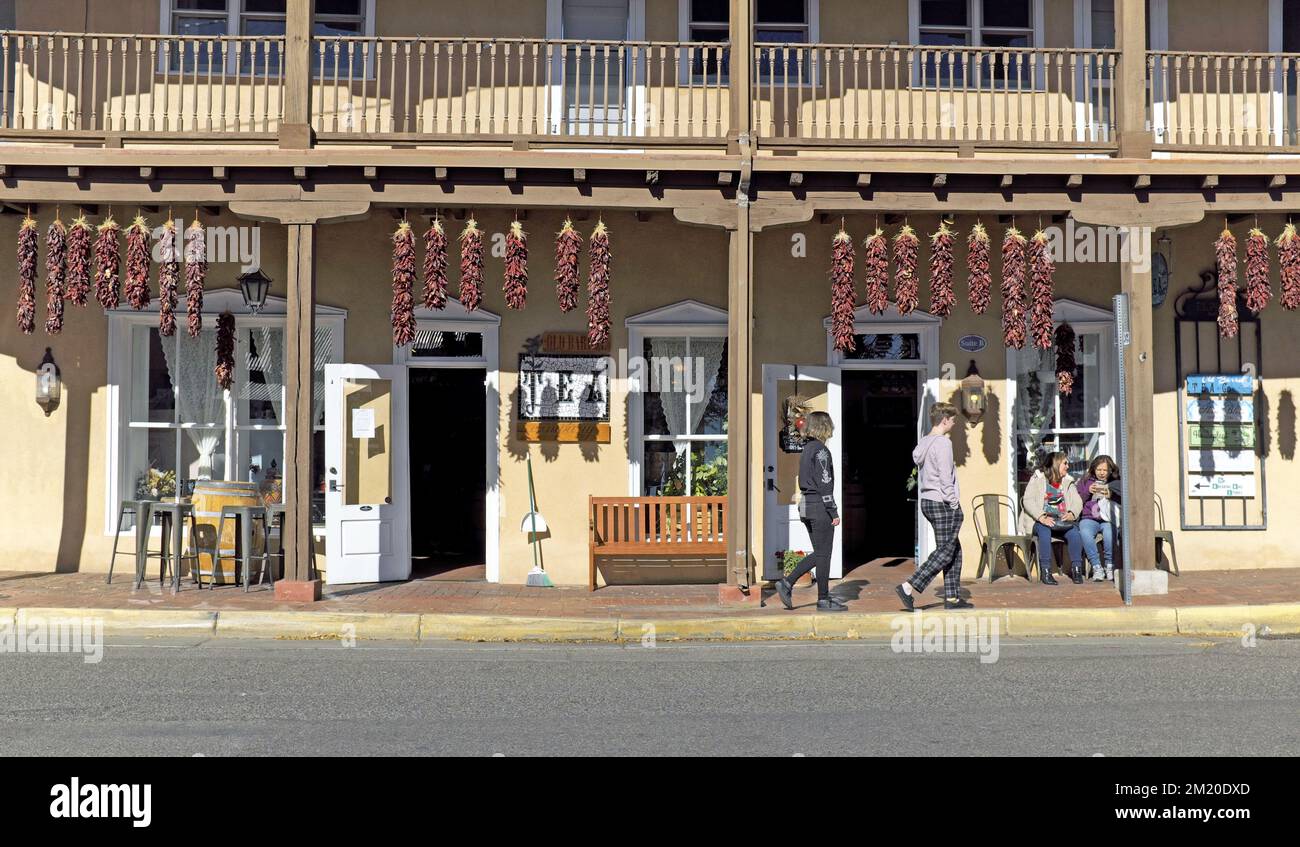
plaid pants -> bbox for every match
[911,499,964,597]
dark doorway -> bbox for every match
[408,368,487,579]
[841,370,919,567]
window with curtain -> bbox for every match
[641,335,728,496]
[120,318,337,528]
[1012,329,1107,496]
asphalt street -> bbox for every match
[1,636,1296,756]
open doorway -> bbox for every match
[841,370,920,569]
[408,368,487,580]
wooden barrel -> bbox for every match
[191,481,265,585]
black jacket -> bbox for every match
[798,437,838,520]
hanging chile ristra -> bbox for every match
[862,228,889,315]
[16,214,38,335]
[157,219,180,338]
[94,215,121,311]
[422,217,448,310]
[184,217,207,337]
[391,220,417,347]
[214,311,235,391]
[1001,227,1028,349]
[1278,223,1300,311]
[893,224,920,315]
[967,222,992,315]
[1055,322,1077,396]
[1029,229,1056,351]
[504,220,528,310]
[555,218,583,313]
[830,228,857,353]
[1245,226,1272,314]
[587,220,613,347]
[1215,224,1239,338]
[125,215,152,310]
[458,217,484,311]
[65,214,92,307]
[929,220,956,318]
[44,215,67,335]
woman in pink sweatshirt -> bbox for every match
[896,402,971,611]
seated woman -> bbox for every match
[1076,455,1120,584]
[1019,451,1086,585]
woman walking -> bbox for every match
[1020,451,1086,584]
[896,403,972,611]
[773,411,847,612]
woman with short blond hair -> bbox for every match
[773,411,847,612]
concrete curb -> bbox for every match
[2,602,1295,644]
[1175,603,1300,636]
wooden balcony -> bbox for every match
[1148,51,1300,153]
[753,43,1119,151]
[309,36,732,145]
[0,31,285,140]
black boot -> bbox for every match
[774,577,794,610]
[895,583,915,611]
[817,595,848,612]
[1070,565,1084,584]
[1040,569,1059,585]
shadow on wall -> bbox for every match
[947,388,970,466]
[982,388,1002,466]
[1257,388,1271,459]
[1280,389,1297,462]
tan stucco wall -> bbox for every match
[1167,0,1270,53]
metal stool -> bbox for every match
[107,499,152,585]
[140,502,198,593]
[217,506,272,592]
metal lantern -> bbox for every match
[35,347,61,416]
[960,359,985,423]
[237,267,272,313]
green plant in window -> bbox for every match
[135,468,177,500]
[691,451,728,496]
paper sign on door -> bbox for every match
[352,408,376,439]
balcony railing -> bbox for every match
[0,31,285,137]
[309,37,731,143]
[1148,50,1300,151]
[754,44,1119,149]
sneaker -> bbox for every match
[774,577,794,611]
[817,596,849,612]
[1105,566,1115,582]
[1091,567,1107,582]
[895,583,915,612]
[944,596,974,610]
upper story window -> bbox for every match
[164,0,369,73]
[918,0,1033,49]
[686,0,813,82]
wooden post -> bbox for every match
[728,0,753,147]
[282,222,319,595]
[280,0,314,149]
[726,207,754,587]
[1116,0,1151,158]
[1120,226,1157,576]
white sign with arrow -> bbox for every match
[1187,474,1256,498]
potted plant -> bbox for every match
[134,468,176,501]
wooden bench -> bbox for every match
[588,496,727,590]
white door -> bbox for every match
[561,0,631,135]
[325,364,410,584]
[762,365,843,581]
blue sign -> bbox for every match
[1185,374,1254,396]
[958,334,987,353]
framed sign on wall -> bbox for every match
[516,353,612,443]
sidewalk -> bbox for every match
[1,561,1297,642]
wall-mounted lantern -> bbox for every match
[960,359,985,423]
[36,347,61,416]
[237,267,272,313]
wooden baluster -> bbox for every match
[402,40,412,134]
[2,35,11,130]
[387,40,397,134]
[864,48,873,141]
[850,47,860,140]
[430,41,441,135]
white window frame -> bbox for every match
[626,299,729,497]
[104,288,346,536]
[677,0,821,84]
[1004,298,1116,507]
[910,0,1045,89]
[545,0,647,136]
[159,0,376,77]
[1076,1,1166,142]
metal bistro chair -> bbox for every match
[107,499,152,585]
[216,505,273,591]
[138,501,199,593]
[1154,493,1180,576]
[264,504,287,584]
[971,494,1035,583]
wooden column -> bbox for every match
[728,0,753,146]
[280,0,314,149]
[1120,227,1156,572]
[283,222,317,587]
[726,207,754,586]
[1116,0,1151,158]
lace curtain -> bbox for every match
[160,330,226,479]
[689,338,726,434]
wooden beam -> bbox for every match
[1120,230,1157,575]
[1270,174,1287,189]
[293,166,308,181]
[504,167,519,181]
[1201,174,1219,190]
[646,170,660,184]
[434,167,449,181]
[279,0,314,150]
[1117,0,1152,158]
[363,165,378,180]
[932,173,948,189]
[139,167,154,180]
[789,172,804,187]
[573,168,587,182]
[67,166,82,179]
[1000,174,1014,189]
[856,173,872,188]
[1066,174,1084,188]
[212,166,228,180]
[1133,174,1152,190]
[283,221,318,589]
[717,171,732,186]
